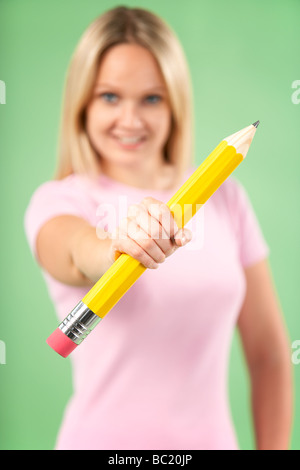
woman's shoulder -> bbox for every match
[24,174,99,254]
[24,173,98,227]
[27,173,99,204]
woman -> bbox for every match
[24,6,293,450]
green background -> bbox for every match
[0,0,299,450]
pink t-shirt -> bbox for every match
[24,169,269,450]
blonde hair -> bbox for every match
[54,5,194,188]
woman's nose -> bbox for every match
[118,101,143,129]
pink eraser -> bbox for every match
[46,328,78,358]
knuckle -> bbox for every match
[119,217,129,231]
[165,244,176,257]
[148,220,160,240]
[161,208,177,232]
[158,252,166,263]
[131,245,144,260]
[141,197,161,209]
[159,203,170,216]
[150,202,165,221]
[141,197,152,205]
[128,204,140,217]
[126,219,139,238]
[141,237,153,251]
[185,229,193,241]
[110,227,119,240]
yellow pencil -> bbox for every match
[47,121,260,357]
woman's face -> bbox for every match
[85,43,172,173]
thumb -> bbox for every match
[173,228,192,247]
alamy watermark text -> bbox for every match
[0,80,6,104]
[291,80,300,104]
[0,340,6,365]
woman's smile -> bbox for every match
[112,134,147,150]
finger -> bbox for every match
[133,225,166,265]
[109,227,123,261]
[127,203,141,219]
[139,198,179,257]
[125,218,166,265]
[128,203,161,238]
[141,197,179,240]
[173,228,193,247]
[114,224,162,269]
[128,203,173,255]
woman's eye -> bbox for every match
[100,92,118,103]
[144,95,162,104]
[96,93,162,105]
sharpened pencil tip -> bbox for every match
[252,120,260,128]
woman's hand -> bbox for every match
[108,197,192,268]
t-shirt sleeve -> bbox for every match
[24,177,92,261]
[224,178,270,268]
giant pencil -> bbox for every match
[47,121,260,357]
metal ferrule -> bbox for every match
[59,301,101,345]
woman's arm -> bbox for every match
[36,215,114,286]
[35,198,192,287]
[237,258,293,450]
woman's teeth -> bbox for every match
[118,136,144,144]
